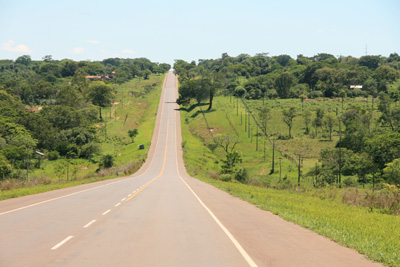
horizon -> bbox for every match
[1,0,399,66]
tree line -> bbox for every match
[0,55,170,179]
[174,52,400,187]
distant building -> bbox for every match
[85,75,102,81]
[350,85,363,89]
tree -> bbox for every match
[258,106,271,135]
[378,93,400,131]
[61,60,79,77]
[299,94,307,111]
[323,113,337,141]
[359,55,380,70]
[56,84,83,108]
[100,154,114,168]
[15,55,31,66]
[365,132,400,171]
[128,129,138,143]
[214,134,239,154]
[87,82,114,121]
[42,55,53,62]
[0,155,12,179]
[143,69,151,80]
[202,71,224,110]
[282,107,296,138]
[338,89,347,111]
[221,151,242,174]
[312,107,325,136]
[383,159,400,185]
[303,110,312,134]
[276,54,292,67]
[275,72,295,98]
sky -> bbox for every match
[0,0,399,65]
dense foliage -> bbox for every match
[174,52,400,187]
[0,55,170,179]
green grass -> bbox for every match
[0,74,165,200]
[196,177,400,267]
[179,95,400,266]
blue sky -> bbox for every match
[0,0,399,65]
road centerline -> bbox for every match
[51,236,74,250]
[84,220,96,228]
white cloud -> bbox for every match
[122,49,136,54]
[1,40,32,53]
[86,40,100,44]
[72,47,85,54]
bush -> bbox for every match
[46,150,60,160]
[235,168,248,183]
[309,90,323,99]
[100,154,114,168]
[220,173,232,182]
[79,143,101,159]
[343,177,358,187]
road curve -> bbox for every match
[0,71,381,267]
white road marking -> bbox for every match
[51,236,74,250]
[121,198,126,201]
[0,73,167,218]
[102,209,111,215]
[175,109,258,267]
[84,220,96,228]
[0,180,128,216]
[128,194,132,197]
[115,203,121,207]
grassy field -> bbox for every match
[181,95,381,186]
[180,95,400,266]
[0,74,165,200]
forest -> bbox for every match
[174,52,400,188]
[0,55,170,182]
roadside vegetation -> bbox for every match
[176,52,400,266]
[0,55,169,199]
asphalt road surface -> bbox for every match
[0,72,382,266]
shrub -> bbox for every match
[79,143,101,159]
[46,150,60,160]
[235,168,248,183]
[220,173,232,182]
[100,154,114,168]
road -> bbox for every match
[0,71,381,266]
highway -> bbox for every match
[0,71,381,266]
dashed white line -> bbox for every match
[51,236,74,250]
[128,194,132,197]
[102,209,111,215]
[84,220,96,228]
[121,198,126,201]
[115,203,121,207]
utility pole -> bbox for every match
[271,140,275,174]
[263,140,266,161]
[241,111,242,125]
[338,119,342,188]
[256,127,259,151]
[236,97,239,116]
[279,157,282,182]
[244,111,247,132]
[26,147,29,183]
[298,154,301,187]
[248,113,251,138]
